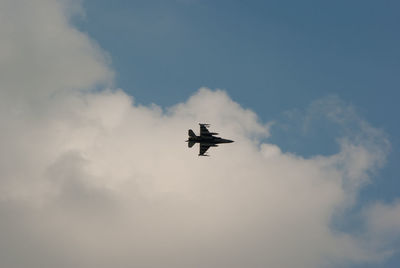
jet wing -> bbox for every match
[199,123,211,136]
[199,143,210,156]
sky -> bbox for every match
[78,0,400,202]
[0,0,399,267]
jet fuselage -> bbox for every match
[187,135,233,145]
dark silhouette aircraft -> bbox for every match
[186,123,234,156]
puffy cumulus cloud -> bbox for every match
[303,96,390,191]
[367,201,400,236]
[0,1,399,268]
[362,200,400,258]
[0,0,112,103]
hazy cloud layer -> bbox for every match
[0,1,398,267]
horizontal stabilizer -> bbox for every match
[188,129,196,137]
[188,141,195,148]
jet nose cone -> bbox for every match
[226,139,234,143]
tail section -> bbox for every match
[188,129,196,137]
[187,129,197,148]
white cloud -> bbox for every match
[0,1,398,267]
[367,200,400,235]
[0,0,112,103]
[362,200,400,258]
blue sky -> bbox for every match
[79,1,399,197]
[76,1,400,266]
[79,0,400,118]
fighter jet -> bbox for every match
[186,123,234,156]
